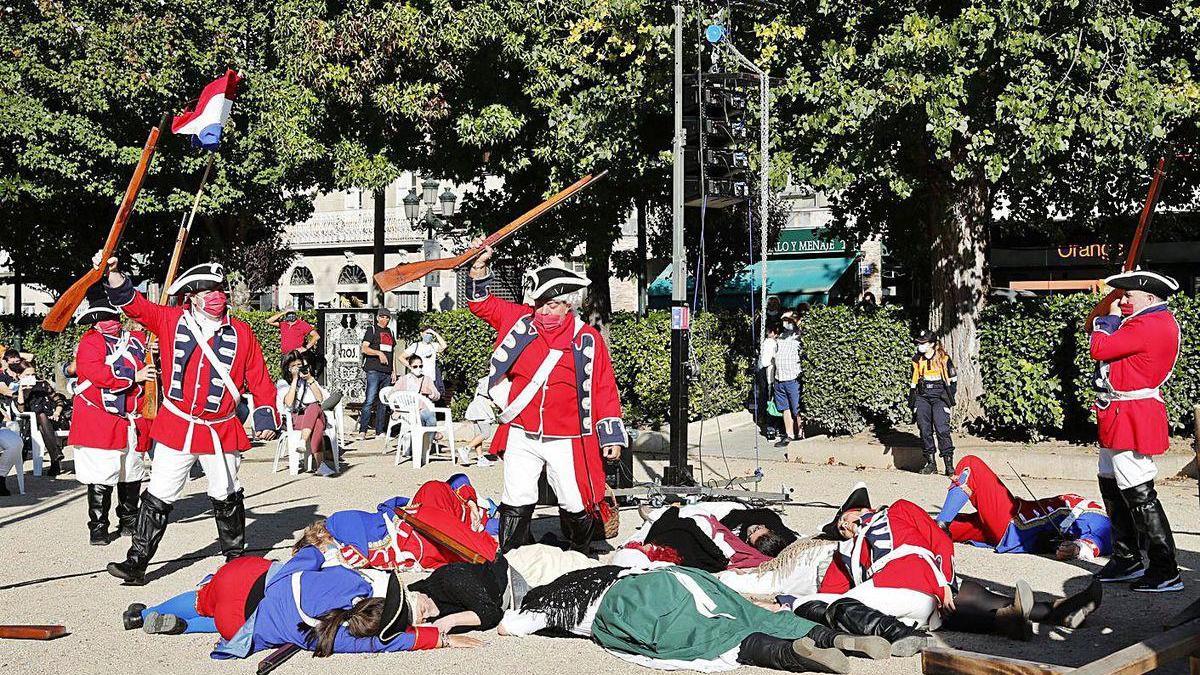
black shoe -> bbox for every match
[142,611,187,635]
[0,477,8,497]
[559,508,596,555]
[942,456,954,476]
[122,603,146,630]
[773,438,790,448]
[1040,577,1103,628]
[115,481,141,537]
[1096,556,1145,583]
[108,492,172,586]
[497,504,535,553]
[46,460,62,478]
[1131,572,1184,593]
[764,430,778,441]
[212,490,246,562]
[918,457,937,475]
[87,484,114,546]
[1123,480,1181,586]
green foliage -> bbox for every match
[977,301,1066,440]
[798,306,912,435]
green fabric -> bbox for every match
[592,567,817,662]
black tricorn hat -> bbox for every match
[76,285,119,325]
[1104,270,1179,300]
[378,571,413,643]
[822,482,871,539]
[913,329,935,345]
[167,263,227,296]
[523,265,591,303]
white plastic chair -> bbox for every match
[382,390,455,468]
[20,412,45,476]
[273,403,342,476]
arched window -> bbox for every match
[289,265,314,285]
[337,264,367,285]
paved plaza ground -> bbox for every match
[0,436,1197,674]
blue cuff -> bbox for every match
[106,277,136,307]
[1092,315,1121,335]
[466,275,492,302]
[936,486,971,524]
[252,406,279,433]
[596,417,629,447]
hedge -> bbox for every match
[5,294,1200,439]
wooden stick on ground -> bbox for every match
[0,625,67,640]
[922,647,1069,675]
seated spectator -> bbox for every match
[276,350,336,477]
[12,360,65,477]
[462,377,498,467]
[0,427,22,496]
[0,348,23,422]
[393,355,441,429]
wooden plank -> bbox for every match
[922,648,1069,675]
[1070,622,1200,675]
[1166,596,1200,629]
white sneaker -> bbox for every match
[476,456,497,467]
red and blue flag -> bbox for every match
[172,70,242,150]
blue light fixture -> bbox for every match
[705,24,726,44]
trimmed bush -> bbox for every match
[798,305,912,435]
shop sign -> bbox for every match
[771,228,848,256]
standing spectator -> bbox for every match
[756,322,782,441]
[402,325,447,392]
[277,350,336,476]
[267,308,320,374]
[857,292,879,311]
[772,313,804,448]
[909,329,957,476]
[462,377,498,466]
[357,308,396,439]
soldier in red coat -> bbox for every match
[69,291,154,546]
[466,247,627,553]
[102,258,280,586]
[1089,269,1183,593]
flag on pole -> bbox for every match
[171,69,242,150]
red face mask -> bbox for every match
[200,290,228,317]
[533,312,566,331]
[1120,303,1135,316]
[95,319,121,336]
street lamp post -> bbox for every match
[404,180,458,312]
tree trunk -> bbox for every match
[583,229,613,331]
[927,177,990,426]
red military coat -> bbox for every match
[68,328,151,451]
[1090,304,1180,456]
[819,500,955,602]
[108,284,280,455]
[466,278,628,513]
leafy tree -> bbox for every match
[758,0,1200,421]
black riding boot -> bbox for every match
[737,631,849,673]
[941,453,955,477]
[559,508,595,555]
[498,504,535,553]
[107,492,172,586]
[940,579,1032,640]
[115,481,141,538]
[1095,475,1144,582]
[87,484,114,545]
[918,454,937,475]
[212,489,247,562]
[1031,577,1103,628]
[1123,481,1183,592]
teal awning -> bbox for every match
[648,256,858,305]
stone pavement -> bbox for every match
[0,435,1197,674]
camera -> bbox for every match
[299,364,311,376]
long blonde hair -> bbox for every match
[292,519,336,554]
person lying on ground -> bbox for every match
[789,482,1101,641]
[613,501,798,571]
[292,475,498,571]
[502,564,884,673]
[935,455,1111,561]
[122,545,481,658]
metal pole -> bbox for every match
[372,188,385,308]
[637,197,648,316]
[668,1,693,486]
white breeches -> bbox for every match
[74,447,146,486]
[146,443,241,503]
[1097,448,1158,490]
[501,431,584,512]
[796,580,940,630]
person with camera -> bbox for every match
[276,350,336,477]
[402,325,447,391]
[12,359,66,477]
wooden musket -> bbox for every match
[0,625,67,640]
[41,116,169,332]
[393,507,488,564]
[1085,157,1168,327]
[373,171,607,292]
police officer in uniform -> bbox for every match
[909,329,957,476]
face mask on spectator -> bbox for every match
[284,312,297,322]
[411,367,424,377]
[422,332,434,344]
[95,319,122,336]
[920,343,935,357]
